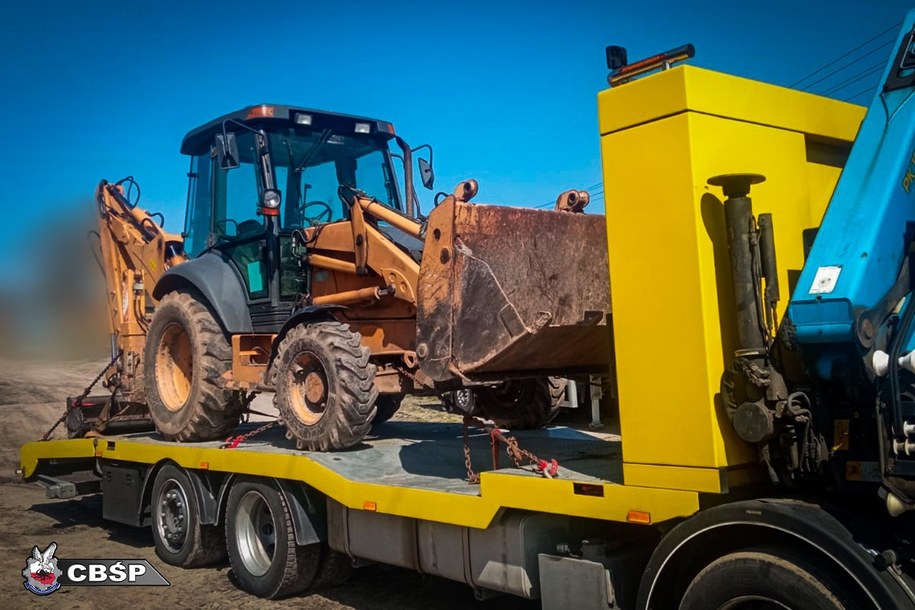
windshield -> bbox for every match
[267,129,401,230]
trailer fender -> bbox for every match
[152,252,253,334]
[138,460,224,527]
[637,498,915,609]
[214,474,327,546]
[274,478,327,546]
[183,469,221,525]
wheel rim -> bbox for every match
[234,490,277,577]
[154,477,190,553]
[288,351,328,425]
[719,597,790,610]
[454,389,473,412]
[155,323,193,411]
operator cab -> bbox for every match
[178,104,428,331]
[180,104,404,257]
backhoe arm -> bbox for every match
[94,180,186,400]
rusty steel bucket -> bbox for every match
[416,196,612,384]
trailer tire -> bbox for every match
[225,477,322,599]
[475,377,567,429]
[680,546,852,610]
[144,290,243,441]
[151,464,225,567]
[372,395,404,425]
[273,321,377,450]
[311,548,354,589]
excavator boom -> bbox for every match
[93,180,185,404]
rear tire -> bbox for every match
[144,290,243,441]
[372,395,404,425]
[225,477,322,599]
[151,464,225,567]
[680,546,853,610]
[273,321,377,450]
[311,547,354,589]
[475,377,567,429]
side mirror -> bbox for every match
[216,133,240,170]
[418,157,434,190]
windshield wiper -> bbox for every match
[294,129,331,174]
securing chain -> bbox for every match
[461,415,559,484]
[222,420,280,449]
[223,391,280,448]
[40,351,122,441]
[396,364,436,391]
[463,416,481,484]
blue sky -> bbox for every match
[1,0,912,284]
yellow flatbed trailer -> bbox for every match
[21,422,700,529]
[18,417,915,608]
[18,64,915,608]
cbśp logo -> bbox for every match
[22,542,62,595]
[20,543,170,596]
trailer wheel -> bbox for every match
[144,290,243,441]
[372,394,404,425]
[680,547,852,610]
[225,477,322,599]
[475,377,567,429]
[273,321,377,450]
[311,547,354,589]
[151,464,225,567]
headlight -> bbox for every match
[262,189,281,209]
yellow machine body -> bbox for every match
[599,66,865,492]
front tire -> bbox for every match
[475,377,567,429]
[273,321,377,450]
[680,547,853,610]
[225,477,322,599]
[150,464,225,567]
[144,290,243,441]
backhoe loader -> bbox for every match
[88,105,611,450]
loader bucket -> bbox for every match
[416,197,612,383]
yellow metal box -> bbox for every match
[598,66,865,492]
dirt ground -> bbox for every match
[0,358,537,609]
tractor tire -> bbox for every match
[475,377,567,430]
[144,290,243,441]
[372,394,404,425]
[273,321,377,451]
[150,464,225,567]
[225,477,322,599]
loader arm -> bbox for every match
[305,192,422,306]
[95,180,186,400]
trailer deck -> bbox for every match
[21,421,701,528]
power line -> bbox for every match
[842,85,875,103]
[535,181,603,208]
[800,40,893,92]
[789,22,900,89]
[820,62,884,96]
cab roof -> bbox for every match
[180,104,394,156]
